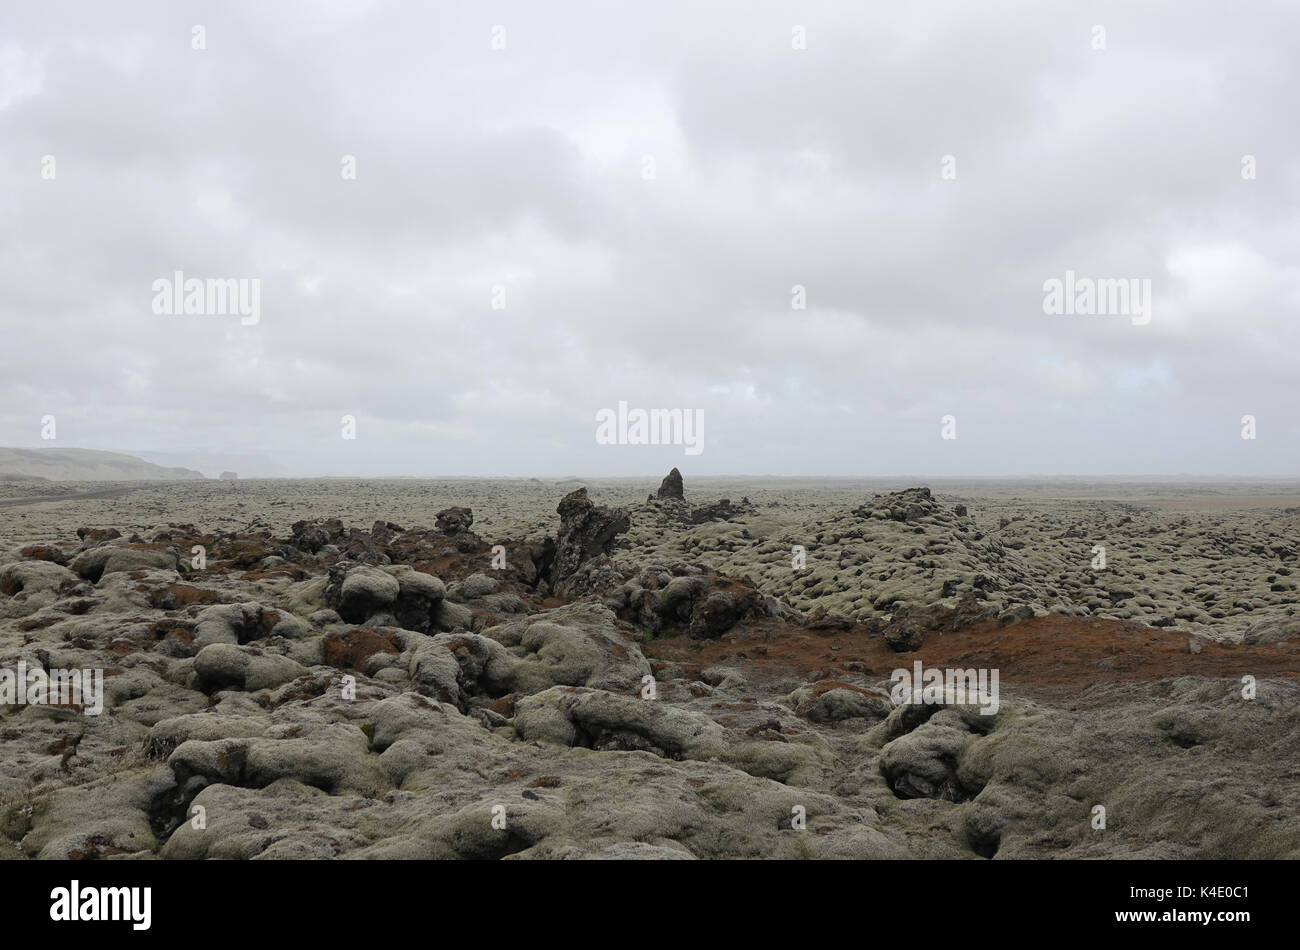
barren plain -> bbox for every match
[1,475,1297,859]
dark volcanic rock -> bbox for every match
[338,526,390,564]
[323,560,446,629]
[552,488,630,584]
[435,507,474,535]
[853,487,940,523]
[370,520,404,550]
[689,497,755,524]
[592,563,790,640]
[873,595,998,652]
[656,467,684,501]
[289,518,346,554]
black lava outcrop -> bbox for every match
[656,468,684,501]
[435,507,474,535]
[870,595,998,652]
[552,488,630,584]
[689,497,755,524]
[853,487,940,523]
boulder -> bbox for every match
[514,686,727,760]
[192,644,307,692]
[0,559,78,597]
[789,682,893,723]
[689,497,755,524]
[852,486,940,523]
[324,563,400,624]
[99,548,178,578]
[656,467,684,501]
[192,602,308,649]
[879,709,980,801]
[461,572,499,599]
[18,544,68,565]
[552,488,629,583]
[408,603,650,709]
[388,566,446,632]
[164,724,385,798]
[288,518,346,554]
[434,599,473,632]
[874,595,997,653]
[598,566,770,639]
[76,527,122,546]
[481,602,651,694]
[435,507,474,535]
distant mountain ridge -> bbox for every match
[0,447,206,481]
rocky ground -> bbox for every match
[0,473,1297,860]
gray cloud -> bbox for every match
[1,0,1296,476]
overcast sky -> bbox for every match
[1,1,1297,477]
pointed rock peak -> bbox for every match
[656,467,684,501]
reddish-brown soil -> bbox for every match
[645,615,1300,705]
[321,627,401,672]
[144,583,227,610]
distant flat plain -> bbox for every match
[3,476,1297,643]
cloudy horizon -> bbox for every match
[2,1,1297,478]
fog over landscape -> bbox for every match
[2,0,1298,476]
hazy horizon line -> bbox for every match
[109,472,1300,482]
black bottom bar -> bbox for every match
[6,859,1280,938]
